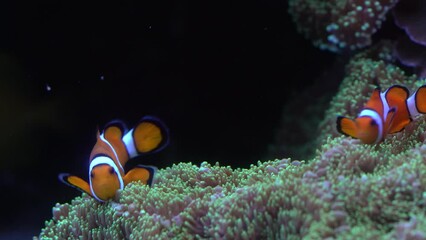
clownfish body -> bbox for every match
[337,85,426,144]
[59,116,169,202]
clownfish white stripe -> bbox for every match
[407,93,420,118]
[380,92,390,122]
[359,109,383,144]
[100,134,124,173]
[89,156,124,202]
[122,129,138,159]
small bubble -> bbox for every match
[148,26,152,29]
[100,75,104,80]
[46,84,52,91]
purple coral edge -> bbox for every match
[392,0,426,46]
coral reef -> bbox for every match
[38,43,426,238]
[288,0,399,52]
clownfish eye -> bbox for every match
[90,172,94,178]
[109,167,115,174]
[370,119,377,126]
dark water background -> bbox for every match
[0,0,333,238]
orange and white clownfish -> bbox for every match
[336,85,426,144]
[59,116,169,202]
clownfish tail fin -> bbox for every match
[336,116,357,138]
[103,119,128,140]
[123,165,157,187]
[415,85,426,114]
[58,173,93,197]
[123,116,169,158]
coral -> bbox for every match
[392,0,426,78]
[394,36,426,78]
[288,0,399,52]
[37,132,426,239]
[393,0,426,46]
[37,38,426,240]
[288,0,426,77]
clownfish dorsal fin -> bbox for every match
[123,165,157,187]
[96,128,101,139]
[385,85,411,133]
[58,173,93,198]
[103,120,128,141]
[101,120,129,169]
[364,88,383,114]
[385,85,409,102]
[415,85,426,114]
[123,116,169,157]
[336,116,357,138]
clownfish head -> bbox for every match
[89,156,124,202]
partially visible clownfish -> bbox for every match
[59,116,169,202]
[336,85,426,144]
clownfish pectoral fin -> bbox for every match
[123,165,157,187]
[386,107,409,134]
[103,120,128,140]
[336,116,357,138]
[415,85,426,114]
[384,107,398,134]
[132,116,169,154]
[58,173,93,197]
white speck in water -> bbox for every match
[46,84,52,91]
[148,25,152,29]
[100,75,104,81]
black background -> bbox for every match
[0,0,334,238]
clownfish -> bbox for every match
[336,85,426,144]
[59,116,169,202]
